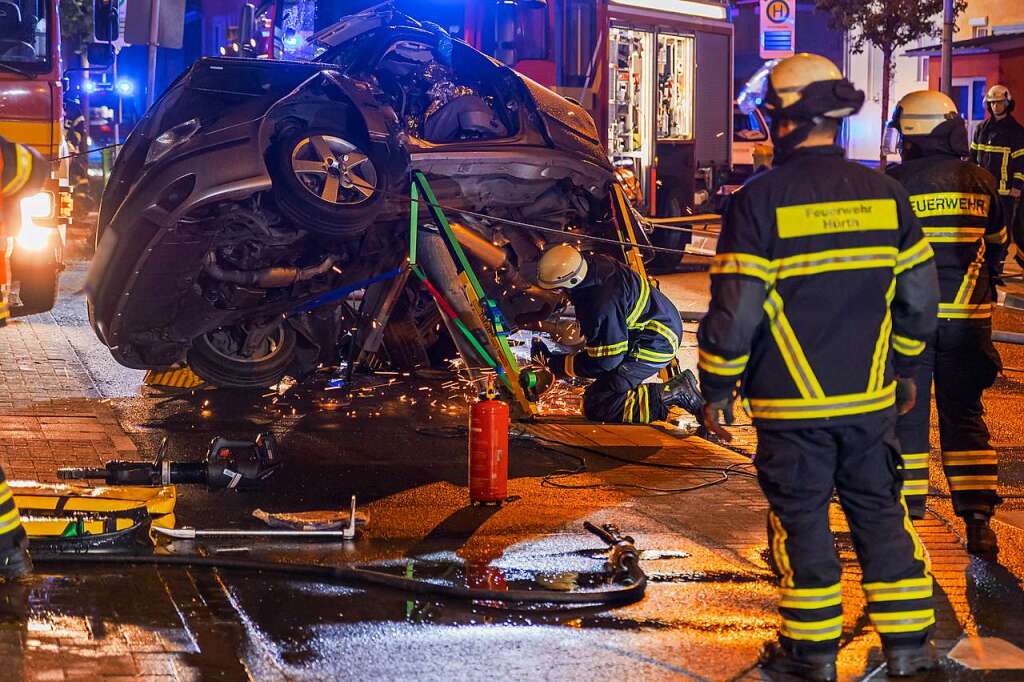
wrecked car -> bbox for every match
[87,6,635,388]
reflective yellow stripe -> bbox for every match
[774,246,897,279]
[869,279,896,392]
[948,475,998,491]
[585,341,628,358]
[973,144,1011,191]
[769,512,794,588]
[953,240,985,307]
[634,348,677,363]
[902,480,930,494]
[900,496,932,578]
[781,615,844,641]
[698,349,749,377]
[863,576,933,602]
[0,507,22,536]
[623,391,636,422]
[943,450,998,466]
[1011,148,1024,158]
[749,383,896,420]
[775,199,898,239]
[909,192,990,218]
[626,276,650,329]
[639,385,650,423]
[922,226,986,243]
[764,290,824,400]
[779,584,842,609]
[0,487,11,506]
[892,334,926,357]
[710,252,775,283]
[938,302,992,319]
[901,452,930,470]
[642,318,679,350]
[985,226,1008,245]
[895,238,935,274]
[1,144,31,197]
[563,353,576,378]
[869,609,935,634]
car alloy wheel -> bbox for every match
[290,134,378,206]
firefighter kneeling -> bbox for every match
[529,245,703,424]
[700,55,940,679]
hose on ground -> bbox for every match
[32,522,646,607]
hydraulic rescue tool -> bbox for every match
[57,433,280,490]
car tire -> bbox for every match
[269,124,386,238]
[187,321,297,389]
[649,186,691,271]
[10,247,60,317]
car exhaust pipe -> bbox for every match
[205,254,337,288]
[449,222,561,307]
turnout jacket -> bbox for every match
[553,254,682,379]
[888,154,1006,321]
[971,115,1024,198]
[697,145,940,428]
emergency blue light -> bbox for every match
[82,79,97,94]
[116,79,135,96]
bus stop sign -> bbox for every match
[760,0,795,59]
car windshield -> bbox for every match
[0,0,49,71]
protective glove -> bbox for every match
[702,394,736,443]
[531,338,552,366]
[896,376,917,416]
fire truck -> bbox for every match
[0,0,73,315]
[231,0,733,267]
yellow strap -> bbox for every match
[869,609,935,634]
[710,252,775,283]
[585,341,629,358]
[892,334,926,357]
[625,275,650,329]
[642,318,679,350]
[780,615,843,642]
[938,302,992,319]
[774,246,897,280]
[868,278,896,392]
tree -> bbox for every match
[815,0,966,167]
[59,0,94,62]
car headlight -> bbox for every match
[145,118,200,165]
[17,191,54,251]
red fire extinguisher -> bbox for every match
[469,386,509,505]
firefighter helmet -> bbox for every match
[739,53,864,121]
[537,244,588,290]
[890,90,959,137]
[985,84,1014,114]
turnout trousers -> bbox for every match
[756,414,934,658]
[582,360,669,424]
[896,321,1002,518]
[0,466,26,557]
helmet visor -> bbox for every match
[883,124,901,156]
[738,60,780,114]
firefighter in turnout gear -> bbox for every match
[701,55,941,680]
[971,85,1024,258]
[888,90,1006,557]
[532,244,703,424]
[0,135,45,580]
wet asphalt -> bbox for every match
[3,260,1024,681]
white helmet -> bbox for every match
[537,244,588,290]
[985,84,1011,103]
[891,90,959,136]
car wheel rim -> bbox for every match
[203,323,287,365]
[290,134,378,206]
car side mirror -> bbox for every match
[86,42,115,69]
[93,0,118,42]
[495,1,517,65]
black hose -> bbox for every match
[32,530,646,607]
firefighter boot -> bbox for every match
[965,512,998,558]
[661,369,704,417]
[886,642,938,677]
[759,641,837,682]
[0,535,32,582]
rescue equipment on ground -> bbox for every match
[35,521,647,606]
[469,384,509,505]
[155,495,363,541]
[143,366,206,389]
[12,481,176,551]
[57,433,280,491]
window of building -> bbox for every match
[972,26,990,39]
[916,56,929,82]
